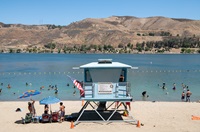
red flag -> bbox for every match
[73,79,84,92]
[67,75,84,96]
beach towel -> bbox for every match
[191,115,200,120]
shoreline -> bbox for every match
[1,101,200,132]
[1,100,199,102]
[1,52,200,54]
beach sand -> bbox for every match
[0,101,200,132]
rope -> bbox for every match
[0,70,199,76]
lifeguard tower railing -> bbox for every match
[82,81,132,101]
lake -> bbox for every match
[0,53,200,102]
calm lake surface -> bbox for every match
[0,53,200,102]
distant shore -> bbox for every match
[1,47,200,54]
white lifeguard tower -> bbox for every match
[74,59,138,126]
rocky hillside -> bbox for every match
[1,16,200,50]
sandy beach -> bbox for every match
[0,101,200,132]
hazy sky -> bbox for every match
[1,0,200,25]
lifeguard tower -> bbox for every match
[74,59,137,126]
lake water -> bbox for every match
[0,53,200,102]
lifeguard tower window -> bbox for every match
[85,70,92,82]
[88,69,123,82]
[119,70,125,82]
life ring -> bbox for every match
[110,84,113,88]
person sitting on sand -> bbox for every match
[44,104,49,114]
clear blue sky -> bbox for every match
[1,0,200,25]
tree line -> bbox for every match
[135,36,200,53]
[1,36,200,54]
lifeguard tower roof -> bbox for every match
[80,59,132,69]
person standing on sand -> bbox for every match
[186,89,192,102]
[28,99,36,116]
[58,102,65,122]
[126,102,131,111]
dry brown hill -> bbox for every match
[1,16,200,50]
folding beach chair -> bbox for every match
[41,114,52,123]
[21,113,33,124]
[51,112,59,122]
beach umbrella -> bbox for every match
[39,96,60,112]
[18,90,41,99]
[40,96,60,105]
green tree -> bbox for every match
[197,49,200,53]
[44,43,56,49]
[33,47,37,53]
[137,33,141,36]
[98,45,103,51]
[16,49,21,53]
[9,49,14,53]
[149,32,155,36]
[181,48,185,53]
[118,44,124,48]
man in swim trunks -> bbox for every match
[186,89,192,102]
